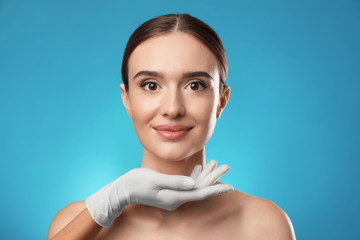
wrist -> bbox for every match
[85,176,128,228]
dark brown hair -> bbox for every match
[121,13,228,92]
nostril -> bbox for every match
[161,105,186,118]
[160,91,186,118]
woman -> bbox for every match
[47,14,295,239]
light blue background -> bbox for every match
[1,0,359,239]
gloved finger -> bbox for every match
[190,164,202,179]
[196,164,230,188]
[174,183,234,202]
[195,160,217,185]
[196,160,217,180]
[154,172,195,190]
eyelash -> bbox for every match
[140,81,160,91]
[186,81,207,91]
[139,81,207,92]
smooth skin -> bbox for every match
[47,32,295,239]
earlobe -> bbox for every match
[216,85,230,119]
[120,84,132,118]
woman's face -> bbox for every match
[121,32,229,161]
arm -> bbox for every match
[47,201,102,240]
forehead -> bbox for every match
[128,32,218,78]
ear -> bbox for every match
[120,83,132,118]
[216,85,230,119]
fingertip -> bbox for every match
[195,164,202,171]
[225,184,235,193]
[209,159,217,165]
[216,184,234,194]
[223,164,230,173]
[208,160,217,170]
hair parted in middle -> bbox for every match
[121,13,228,93]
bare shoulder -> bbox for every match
[47,201,86,239]
[229,190,296,240]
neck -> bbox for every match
[141,148,206,176]
[133,147,221,222]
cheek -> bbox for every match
[187,95,218,132]
[133,99,155,120]
[129,94,159,135]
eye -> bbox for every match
[186,81,207,91]
[140,81,160,91]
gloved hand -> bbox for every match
[190,159,231,188]
[86,160,234,228]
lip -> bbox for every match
[153,124,193,140]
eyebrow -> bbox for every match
[183,71,213,80]
[133,70,213,80]
[133,70,163,79]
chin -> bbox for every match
[145,144,201,162]
[157,150,196,162]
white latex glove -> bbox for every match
[191,160,231,188]
[86,161,234,228]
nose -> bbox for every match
[160,87,185,119]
